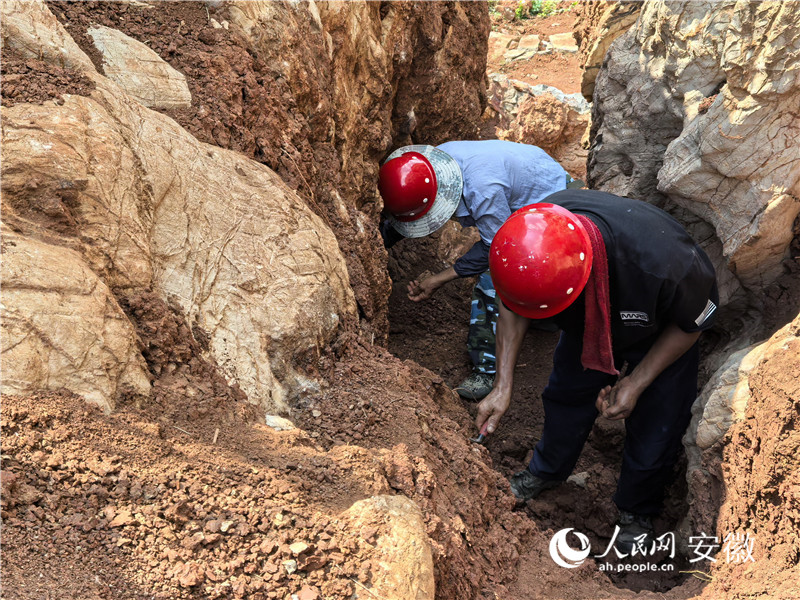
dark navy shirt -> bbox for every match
[542,190,719,352]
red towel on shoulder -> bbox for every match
[575,215,618,376]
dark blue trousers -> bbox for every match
[529,332,699,515]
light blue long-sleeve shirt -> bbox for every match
[437,140,567,275]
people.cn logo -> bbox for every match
[549,528,592,568]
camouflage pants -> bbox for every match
[468,271,499,374]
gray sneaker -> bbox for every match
[615,510,654,554]
[509,470,561,502]
[457,372,495,401]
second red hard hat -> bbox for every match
[489,203,593,319]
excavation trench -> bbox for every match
[387,230,702,596]
[4,1,798,599]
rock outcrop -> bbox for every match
[589,1,800,294]
[86,24,192,109]
[342,495,435,600]
[1,228,151,412]
[489,75,590,179]
[1,0,356,414]
[45,1,490,342]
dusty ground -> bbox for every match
[490,1,583,94]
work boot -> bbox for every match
[509,469,560,502]
[615,510,654,554]
[457,372,494,401]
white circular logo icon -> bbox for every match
[549,528,591,568]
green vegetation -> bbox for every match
[515,0,559,20]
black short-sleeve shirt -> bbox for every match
[542,190,719,353]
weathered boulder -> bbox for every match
[1,0,357,414]
[1,228,151,412]
[341,495,435,600]
[548,32,578,53]
[518,34,540,51]
[488,31,517,62]
[87,25,192,109]
[45,0,489,343]
[573,1,641,102]
[489,74,590,179]
[589,1,800,294]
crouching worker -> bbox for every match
[476,189,718,552]
[379,140,574,400]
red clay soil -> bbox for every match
[0,47,95,108]
[703,320,800,600]
[1,338,532,600]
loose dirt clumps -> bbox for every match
[0,319,539,600]
[0,47,95,108]
[116,290,249,414]
[1,391,384,600]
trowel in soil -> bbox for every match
[470,423,490,445]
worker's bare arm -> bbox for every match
[476,302,530,434]
[597,323,701,420]
[407,267,459,301]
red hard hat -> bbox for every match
[489,203,593,319]
[378,152,438,222]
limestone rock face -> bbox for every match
[342,495,435,600]
[1,228,151,412]
[87,25,192,109]
[1,1,357,414]
[573,1,641,102]
[589,1,800,293]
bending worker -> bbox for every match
[379,140,572,400]
[476,188,718,551]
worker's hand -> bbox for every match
[407,274,440,302]
[596,376,643,420]
[476,387,511,435]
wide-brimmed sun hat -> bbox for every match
[379,145,463,238]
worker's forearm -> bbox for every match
[493,302,530,393]
[627,323,701,393]
[431,266,459,287]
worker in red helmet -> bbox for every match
[379,141,577,401]
[476,189,718,553]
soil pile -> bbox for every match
[1,330,539,599]
[0,47,95,108]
